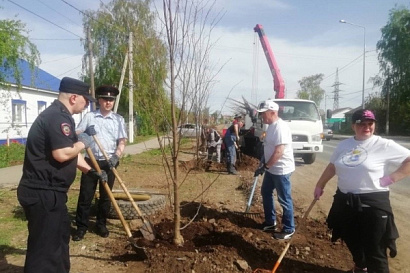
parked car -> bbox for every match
[177,123,202,138]
[322,125,333,141]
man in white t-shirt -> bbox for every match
[254,99,295,240]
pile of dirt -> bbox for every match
[91,154,353,273]
[128,155,353,272]
[95,200,352,273]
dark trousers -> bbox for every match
[342,205,390,273]
[224,135,237,166]
[17,185,70,273]
[75,158,116,231]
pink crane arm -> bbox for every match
[254,24,285,99]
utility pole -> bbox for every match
[114,52,129,113]
[128,32,134,143]
[386,78,390,135]
[87,27,96,110]
[331,68,342,110]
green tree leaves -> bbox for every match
[296,74,325,106]
[83,0,168,135]
[376,6,410,134]
[0,19,40,88]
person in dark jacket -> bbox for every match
[17,77,106,273]
[313,109,410,273]
[223,115,243,174]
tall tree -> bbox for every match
[376,6,410,134]
[296,74,325,106]
[82,0,168,135]
[0,19,40,88]
[156,0,223,245]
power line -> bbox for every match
[60,0,87,17]
[7,0,83,39]
[31,38,80,41]
[55,65,83,78]
[60,0,126,38]
[322,53,363,82]
[34,0,81,27]
[42,55,83,64]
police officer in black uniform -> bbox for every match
[17,77,107,273]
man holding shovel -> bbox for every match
[73,85,128,241]
[17,77,105,273]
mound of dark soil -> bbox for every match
[102,200,352,273]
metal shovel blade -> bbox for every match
[139,221,155,241]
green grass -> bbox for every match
[0,143,25,168]
[0,135,159,169]
[0,189,27,251]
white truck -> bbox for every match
[240,24,327,164]
[242,99,324,164]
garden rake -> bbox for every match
[234,175,262,219]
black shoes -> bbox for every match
[72,229,86,241]
[72,226,109,240]
[347,265,368,273]
[261,221,277,231]
[273,230,294,240]
[95,225,109,238]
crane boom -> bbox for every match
[254,24,285,99]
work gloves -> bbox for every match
[108,154,120,169]
[314,186,324,200]
[78,125,96,149]
[254,157,269,177]
[84,125,97,136]
[87,168,108,182]
[78,133,92,149]
[254,165,266,177]
[380,175,394,187]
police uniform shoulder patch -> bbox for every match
[61,123,71,136]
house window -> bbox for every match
[12,99,27,123]
[38,101,47,114]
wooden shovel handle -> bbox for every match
[92,135,146,219]
[86,148,133,238]
[271,199,317,273]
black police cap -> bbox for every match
[59,77,95,102]
[96,85,119,99]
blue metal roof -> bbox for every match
[1,59,60,92]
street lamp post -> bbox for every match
[339,19,366,109]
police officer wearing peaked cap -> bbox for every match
[17,77,106,273]
[96,85,120,99]
[59,76,96,102]
[73,84,127,241]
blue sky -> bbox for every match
[1,0,409,114]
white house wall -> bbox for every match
[0,85,90,145]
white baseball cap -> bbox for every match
[257,100,279,112]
